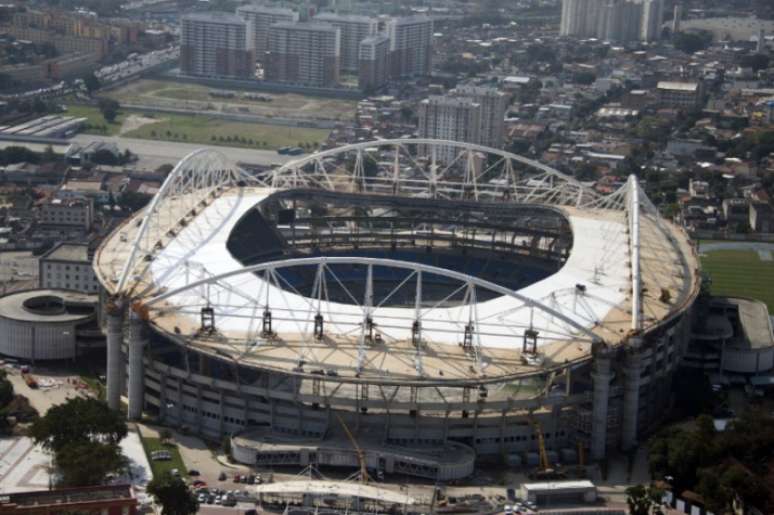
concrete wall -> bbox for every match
[0,317,79,360]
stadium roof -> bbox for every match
[94,141,700,384]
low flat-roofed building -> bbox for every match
[688,297,774,375]
[39,197,93,230]
[519,480,597,506]
[657,81,704,109]
[0,484,137,515]
[59,179,108,204]
[39,242,99,293]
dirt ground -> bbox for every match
[119,114,161,135]
[0,251,38,294]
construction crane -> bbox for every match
[335,413,369,484]
[530,414,550,472]
[527,413,566,480]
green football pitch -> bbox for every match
[700,247,774,312]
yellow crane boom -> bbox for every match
[529,414,550,472]
[335,413,369,484]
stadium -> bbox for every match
[93,139,700,480]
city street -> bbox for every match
[0,134,296,171]
[70,134,296,170]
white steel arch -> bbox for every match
[117,148,263,295]
[271,139,602,207]
[145,256,603,378]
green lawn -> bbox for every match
[64,104,125,135]
[139,435,188,478]
[700,249,774,312]
[124,113,328,150]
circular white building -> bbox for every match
[0,289,99,361]
[93,140,701,479]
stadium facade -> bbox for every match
[93,140,700,480]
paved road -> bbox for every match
[0,135,297,171]
[70,134,297,170]
[699,241,774,253]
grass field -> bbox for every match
[123,113,328,150]
[64,104,125,135]
[139,436,187,478]
[105,78,357,122]
[700,248,774,312]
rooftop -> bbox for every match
[181,12,245,25]
[314,13,377,23]
[271,21,338,32]
[0,289,96,323]
[2,485,135,508]
[657,81,699,92]
[717,297,774,351]
[252,480,418,505]
[41,242,89,263]
[236,4,295,15]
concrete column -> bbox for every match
[621,341,643,451]
[106,303,125,411]
[159,374,167,421]
[127,313,147,421]
[590,347,612,462]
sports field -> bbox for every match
[123,112,328,149]
[105,78,357,122]
[700,248,774,312]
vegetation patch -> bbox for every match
[64,104,125,135]
[139,435,188,478]
[124,113,328,150]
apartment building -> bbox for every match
[418,96,482,162]
[452,86,508,149]
[265,22,340,87]
[313,13,378,73]
[358,34,390,91]
[180,12,255,79]
[236,5,298,63]
[386,16,432,79]
[560,0,664,42]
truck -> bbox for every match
[23,374,37,388]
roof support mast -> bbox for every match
[629,175,642,332]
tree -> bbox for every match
[740,53,770,73]
[119,191,152,212]
[30,398,127,487]
[159,428,172,445]
[0,370,13,408]
[674,31,712,54]
[626,484,664,515]
[148,473,199,515]
[55,441,126,487]
[41,145,58,163]
[97,98,120,123]
[573,71,596,85]
[30,397,127,453]
[92,149,118,165]
[82,72,100,94]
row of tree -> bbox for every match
[648,411,774,513]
